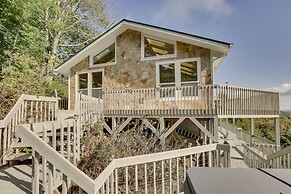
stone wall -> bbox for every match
[69,29,212,109]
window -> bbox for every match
[157,58,200,98]
[92,72,103,98]
[180,61,198,84]
[92,43,115,65]
[77,70,103,98]
[159,63,175,85]
[143,36,176,60]
[78,73,88,95]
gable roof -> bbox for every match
[55,19,232,75]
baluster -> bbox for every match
[153,162,157,194]
[176,158,180,193]
[135,165,138,193]
[42,125,47,193]
[67,121,71,161]
[162,160,165,194]
[125,167,129,194]
[115,169,118,194]
[169,159,172,194]
[144,163,148,194]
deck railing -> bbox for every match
[243,143,291,168]
[0,94,58,165]
[16,120,230,193]
[219,121,275,145]
[101,85,279,117]
[77,93,103,125]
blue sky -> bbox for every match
[111,0,291,110]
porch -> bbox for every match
[96,84,280,118]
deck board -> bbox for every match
[0,165,31,194]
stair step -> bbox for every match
[6,153,32,161]
[11,142,31,148]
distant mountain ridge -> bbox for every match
[281,110,291,115]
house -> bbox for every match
[0,19,285,194]
[55,19,280,146]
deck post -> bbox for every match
[213,117,218,143]
[112,117,117,132]
[250,118,254,145]
[274,117,280,150]
[159,118,165,145]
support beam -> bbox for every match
[143,119,157,134]
[112,117,117,132]
[275,117,280,149]
[103,122,112,135]
[213,117,218,143]
[250,118,254,144]
[162,118,185,139]
[116,117,133,134]
[189,117,215,141]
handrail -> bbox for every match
[0,94,57,127]
[16,124,95,193]
[267,145,291,161]
[243,143,291,169]
[94,143,230,193]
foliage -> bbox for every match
[0,0,113,118]
[78,118,186,179]
[234,115,291,148]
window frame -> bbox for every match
[156,58,201,100]
[76,69,104,97]
[90,40,117,68]
[141,34,177,61]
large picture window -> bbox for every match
[157,58,200,98]
[142,35,176,60]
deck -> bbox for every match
[99,84,279,118]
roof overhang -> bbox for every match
[55,19,232,75]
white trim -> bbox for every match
[89,40,117,68]
[141,33,177,61]
[68,76,71,110]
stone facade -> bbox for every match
[69,29,212,109]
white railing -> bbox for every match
[103,85,217,117]
[94,144,230,194]
[243,143,291,169]
[0,94,58,165]
[216,85,279,116]
[16,121,230,193]
[16,120,84,193]
[102,85,279,117]
[77,93,103,125]
[219,121,275,145]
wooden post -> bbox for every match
[274,117,280,150]
[250,118,254,145]
[213,117,218,143]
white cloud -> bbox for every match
[153,0,233,23]
[268,83,291,111]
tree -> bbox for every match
[0,0,114,118]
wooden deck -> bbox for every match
[99,84,280,118]
[0,165,31,194]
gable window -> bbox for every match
[142,35,176,60]
[92,43,115,66]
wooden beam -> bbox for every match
[117,117,133,134]
[147,38,167,48]
[103,121,112,135]
[143,119,157,134]
[162,118,185,139]
[189,118,214,140]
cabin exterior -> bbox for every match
[55,19,280,146]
